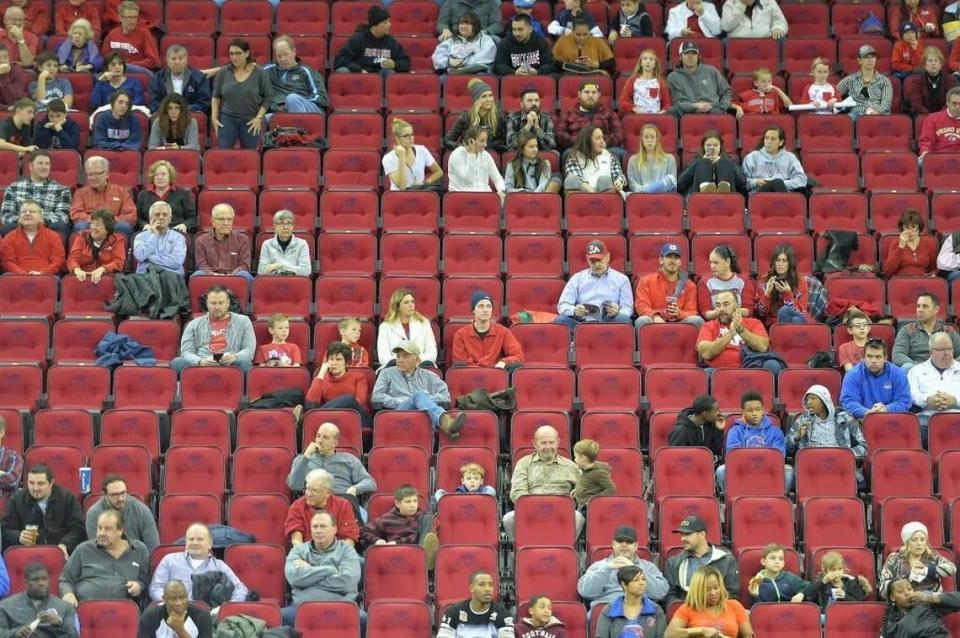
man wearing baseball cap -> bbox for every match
[371,340,465,438]
[634,243,702,329]
[664,515,739,606]
[578,525,669,610]
[451,290,525,370]
[554,239,634,332]
[666,39,732,116]
[837,43,893,119]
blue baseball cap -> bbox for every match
[660,243,682,257]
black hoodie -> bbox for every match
[667,408,724,457]
[493,32,555,76]
[883,591,960,638]
[334,28,411,73]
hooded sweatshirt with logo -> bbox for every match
[839,360,912,419]
[741,148,808,192]
[666,62,732,114]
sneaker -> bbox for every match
[421,531,439,570]
[717,181,732,193]
[699,182,718,193]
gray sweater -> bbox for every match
[178,312,256,365]
[626,154,677,192]
[285,540,361,605]
[59,540,150,602]
[213,65,273,119]
[667,63,732,114]
[286,451,377,495]
[741,148,807,192]
[256,236,311,276]
[85,497,159,552]
[0,592,77,638]
[147,118,200,150]
[578,553,670,607]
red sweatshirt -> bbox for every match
[892,40,924,73]
[451,322,524,367]
[918,109,960,154]
[100,25,160,69]
[736,88,784,114]
[882,235,938,276]
[283,494,359,544]
[0,226,65,274]
[55,1,101,36]
[305,370,370,410]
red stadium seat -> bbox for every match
[644,367,707,412]
[328,73,382,112]
[380,191,439,232]
[99,409,160,458]
[367,446,429,496]
[505,276,566,316]
[164,445,226,499]
[509,323,569,367]
[598,447,644,496]
[46,364,109,410]
[259,188,318,234]
[500,75,556,112]
[435,545,499,620]
[262,148,321,190]
[750,603,821,638]
[276,0,328,35]
[573,323,635,368]
[565,193,624,233]
[567,233,627,272]
[769,323,832,367]
[581,411,640,449]
[315,275,376,320]
[160,34,214,67]
[658,496,722,545]
[798,114,855,153]
[923,153,960,194]
[220,0,272,34]
[585,495,648,557]
[442,276,501,321]
[227,493,289,548]
[0,365,42,412]
[831,3,885,37]
[90,445,151,503]
[322,151,382,190]
[825,276,885,311]
[318,190,377,232]
[625,192,683,235]
[863,412,921,455]
[200,150,260,190]
[232,446,293,498]
[782,38,833,77]
[33,409,93,458]
[219,602,281,628]
[686,194,746,234]
[158,493,221,543]
[442,192,501,233]
[51,318,113,363]
[729,496,794,552]
[711,368,774,412]
[384,74,441,112]
[178,366,243,411]
[653,448,715,502]
[77,600,140,638]
[577,367,641,413]
[444,366,508,401]
[5,545,65,595]
[777,368,841,415]
[748,192,806,234]
[803,496,867,552]
[235,409,297,453]
[871,449,933,503]
[171,409,230,453]
[225,543,287,604]
[26,445,85,496]
[514,546,578,602]
[879,496,944,552]
[0,274,57,319]
[635,323,699,369]
[862,151,919,192]
[379,232,440,276]
[316,232,376,276]
[870,192,929,234]
[613,36,665,75]
[723,449,787,499]
[251,276,312,320]
[504,193,562,233]
[365,544,428,604]
[513,367,575,411]
[372,411,433,453]
[726,38,780,75]
[838,36,892,75]
[888,276,947,319]
[809,193,869,235]
[0,319,48,367]
[442,233,501,277]
[824,602,886,638]
[60,274,116,319]
[295,602,361,637]
[680,114,736,159]
[366,601,432,638]
[857,115,913,152]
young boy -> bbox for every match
[435,462,497,502]
[255,313,302,367]
[788,384,868,485]
[33,99,81,151]
[360,484,439,568]
[715,390,792,493]
[572,439,616,509]
[29,51,73,110]
[838,310,871,371]
[748,543,808,603]
[608,0,653,44]
[338,317,369,368]
[893,23,924,79]
[504,0,546,39]
[733,68,793,119]
[548,0,603,38]
[0,97,37,154]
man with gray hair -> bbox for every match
[283,468,360,547]
[193,203,253,284]
[149,44,211,113]
[70,156,137,236]
[132,200,186,274]
[908,331,960,447]
[1,6,38,66]
[257,209,311,276]
[263,36,328,115]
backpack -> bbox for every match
[214,614,266,638]
[263,126,314,149]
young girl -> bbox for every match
[148,94,199,150]
[504,132,562,193]
[627,123,677,193]
[804,551,871,613]
[618,49,671,114]
[677,131,747,196]
[800,57,838,115]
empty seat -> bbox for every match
[0,319,48,367]
[158,493,221,543]
[577,367,641,413]
[443,232,502,276]
[871,449,933,503]
[637,323,699,368]
[33,409,93,458]
[232,446,294,497]
[748,192,806,234]
[178,366,244,411]
[164,446,226,499]
[505,277,565,317]
[442,192,501,233]
[328,73,382,112]
[367,446,429,496]
[60,276,116,319]
[513,367,575,411]
[653,448,715,502]
[228,493,290,547]
[824,602,886,638]
[294,602,361,637]
[509,323,569,367]
[795,447,858,506]
[862,152,919,192]
[112,366,176,411]
[729,496,794,553]
[769,323,832,367]
[0,275,58,318]
[644,367,707,412]
[574,323,635,368]
[366,601,432,638]
[625,192,683,234]
[435,493,499,547]
[326,113,384,151]
[598,447,644,496]
[809,193,869,235]
[364,544,428,604]
[77,600,140,638]
[749,603,821,638]
[0,365,42,411]
[246,366,310,403]
[803,496,867,552]
[46,364,109,410]
[514,546,578,602]
[503,193,562,233]
[723,449,787,499]
[803,152,860,190]
[99,409,160,459]
[686,194,746,234]
[225,543,287,604]
[580,412,640,449]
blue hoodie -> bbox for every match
[839,360,912,419]
[724,415,786,457]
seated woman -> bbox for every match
[904,46,957,115]
[503,132,561,193]
[618,48,671,114]
[755,244,810,325]
[66,209,127,283]
[627,123,677,193]
[56,18,102,73]
[136,160,197,233]
[382,118,443,191]
[882,209,938,276]
[563,126,627,194]
[90,53,145,110]
[596,565,666,638]
[880,521,957,598]
[257,209,311,277]
[377,287,439,368]
[677,130,747,196]
[741,126,807,193]
[698,243,756,319]
[552,18,616,76]
[444,78,507,152]
[447,125,506,201]
[665,566,754,638]
[837,45,893,119]
[431,11,497,75]
[148,94,200,150]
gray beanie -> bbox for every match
[469,79,493,102]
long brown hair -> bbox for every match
[157,94,191,143]
[508,132,547,188]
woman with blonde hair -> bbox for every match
[376,287,439,368]
[618,49,671,114]
[627,123,677,193]
[382,118,443,191]
[880,522,957,598]
[136,160,196,233]
[666,566,754,638]
[56,18,102,72]
[905,46,957,114]
[444,78,506,151]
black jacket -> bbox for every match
[883,591,960,638]
[804,574,870,612]
[33,118,81,152]
[493,33,555,76]
[138,603,213,638]
[677,156,748,196]
[667,409,725,457]
[136,188,197,232]
[333,30,411,73]
[1,485,85,553]
[148,67,212,113]
[106,266,190,320]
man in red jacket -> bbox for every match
[919,86,960,160]
[0,198,65,274]
[284,468,360,548]
[634,242,702,328]
[451,291,524,370]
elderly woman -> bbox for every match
[596,566,665,638]
[904,47,957,115]
[136,160,196,233]
[66,209,127,283]
[149,522,248,605]
[666,566,754,638]
[882,209,937,276]
[56,18,101,73]
[257,209,311,276]
[211,37,272,150]
[90,53,144,109]
[880,521,957,598]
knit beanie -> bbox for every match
[901,521,928,544]
[471,290,493,310]
[367,5,390,27]
[469,79,493,102]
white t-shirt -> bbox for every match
[631,77,664,114]
[382,145,437,191]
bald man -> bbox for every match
[192,203,252,284]
[138,580,213,638]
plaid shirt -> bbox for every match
[837,71,893,115]
[0,177,72,227]
[505,110,557,151]
[360,507,426,548]
[556,103,623,150]
[0,447,22,495]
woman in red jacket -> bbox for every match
[67,209,126,283]
[883,209,938,276]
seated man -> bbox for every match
[85,474,158,552]
[139,580,213,638]
[33,99,81,151]
[286,421,377,519]
[59,510,150,606]
[578,525,669,608]
[0,96,37,154]
[666,40,731,116]
[264,35,328,115]
[0,563,77,637]
[1,464,83,556]
[148,45,211,113]
[908,331,960,447]
[192,203,253,284]
[360,484,438,569]
[503,425,582,539]
[100,0,159,73]
[149,523,248,606]
[556,81,624,155]
[70,156,137,236]
[371,340,465,438]
[634,242,702,328]
[451,291,524,370]
[696,289,782,374]
[892,293,960,371]
[282,511,361,627]
[668,394,725,459]
[0,45,28,109]
[171,285,255,374]
[919,86,960,160]
[132,201,187,275]
[1,7,38,66]
[0,149,71,236]
[840,338,912,420]
[505,89,557,152]
[304,342,372,426]
[664,516,739,606]
[437,571,513,638]
[284,469,359,548]
[555,240,634,331]
[493,14,554,76]
[0,199,66,274]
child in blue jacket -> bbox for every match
[716,390,793,493]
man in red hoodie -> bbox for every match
[919,86,960,160]
[0,199,65,274]
[100,0,158,73]
[451,290,525,371]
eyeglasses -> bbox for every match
[397,133,413,139]
[931,346,954,352]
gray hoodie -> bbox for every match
[741,148,807,192]
[787,384,868,485]
[85,496,159,552]
[578,553,670,607]
[284,539,361,605]
[666,63,731,114]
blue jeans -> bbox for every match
[191,269,255,285]
[395,391,445,428]
[170,359,252,374]
[284,94,324,114]
[947,270,960,284]
[777,306,806,323]
[635,176,677,193]
[218,112,260,149]
[554,314,633,333]
[314,395,372,427]
[716,463,795,493]
[73,219,134,238]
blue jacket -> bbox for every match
[148,67,212,113]
[90,77,145,110]
[94,332,156,369]
[839,361,912,419]
[92,112,142,151]
[724,415,786,457]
